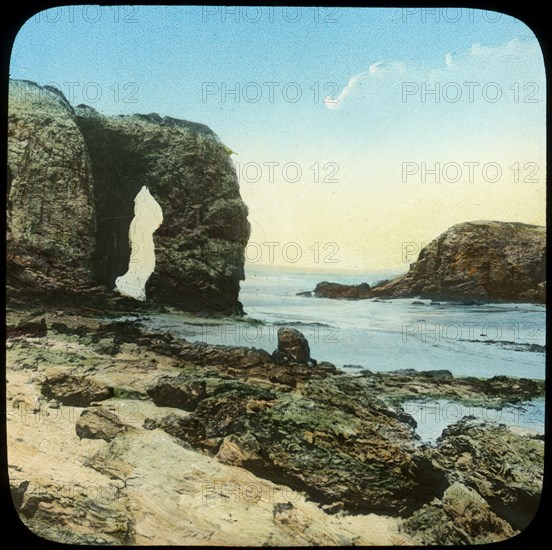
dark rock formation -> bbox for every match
[76,408,128,441]
[386,368,452,379]
[403,482,516,544]
[147,376,208,411]
[305,222,545,304]
[41,374,113,406]
[272,327,312,364]
[74,105,250,313]
[51,322,89,337]
[431,417,543,531]
[6,317,47,338]
[153,374,445,515]
[7,80,97,294]
[7,79,250,314]
[312,281,372,300]
[372,221,546,303]
[361,370,544,408]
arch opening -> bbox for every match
[115,186,163,301]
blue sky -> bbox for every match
[10,6,546,270]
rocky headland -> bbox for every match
[300,221,546,304]
[8,79,250,314]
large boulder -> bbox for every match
[40,374,113,406]
[272,327,312,364]
[372,221,546,303]
[147,376,208,411]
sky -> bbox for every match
[10,6,546,272]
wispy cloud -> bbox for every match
[325,37,543,110]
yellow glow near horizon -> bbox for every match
[240,151,546,271]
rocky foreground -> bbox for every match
[301,221,546,304]
[7,306,544,545]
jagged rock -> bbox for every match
[147,376,208,411]
[272,327,311,364]
[403,483,516,544]
[41,374,113,406]
[7,79,250,314]
[372,221,546,303]
[313,281,372,300]
[75,408,128,441]
[432,418,544,530]
[157,375,445,515]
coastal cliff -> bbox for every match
[7,79,250,314]
[7,80,97,294]
[302,221,546,304]
[372,221,546,303]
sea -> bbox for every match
[137,265,546,442]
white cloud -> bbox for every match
[325,37,543,110]
[323,72,363,109]
[324,61,408,109]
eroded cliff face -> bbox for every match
[7,80,97,294]
[7,79,250,314]
[75,106,250,313]
[372,221,546,303]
